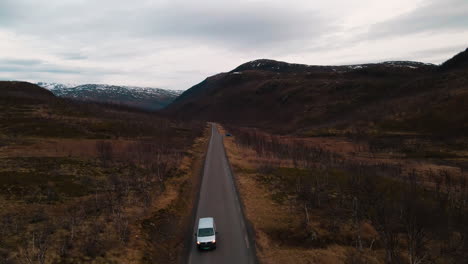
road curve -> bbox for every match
[188,124,255,264]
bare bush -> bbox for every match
[96,141,113,165]
[17,226,53,264]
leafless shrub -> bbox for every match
[81,221,107,258]
[96,141,113,165]
[113,215,130,243]
[344,249,369,264]
[16,226,53,264]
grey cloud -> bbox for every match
[408,44,468,60]
[142,4,332,48]
[2,58,44,66]
[368,0,468,38]
[0,1,18,25]
[1,0,467,89]
[0,67,79,74]
[60,53,88,61]
[0,58,123,75]
[0,0,334,51]
[0,64,80,74]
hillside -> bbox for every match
[166,49,467,137]
[0,81,55,100]
[0,81,204,263]
[37,82,183,111]
[179,51,468,264]
[440,47,468,70]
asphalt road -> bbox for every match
[188,124,255,264]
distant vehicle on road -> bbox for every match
[195,217,217,250]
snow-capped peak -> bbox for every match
[36,82,184,110]
[37,82,77,90]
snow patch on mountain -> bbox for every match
[36,82,183,110]
[233,59,436,74]
[37,82,77,90]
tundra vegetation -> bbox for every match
[0,82,206,264]
[221,125,468,264]
[165,48,468,264]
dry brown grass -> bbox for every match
[0,138,116,158]
[294,136,465,180]
[0,83,207,263]
[225,125,466,193]
[218,123,468,264]
[0,134,207,263]
[135,124,210,264]
[60,125,209,264]
[218,124,377,264]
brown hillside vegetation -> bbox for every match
[166,48,468,138]
[0,81,55,100]
[164,48,468,264]
[168,47,468,213]
[440,47,468,71]
[0,82,205,264]
[220,124,468,264]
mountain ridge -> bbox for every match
[0,81,55,101]
[37,82,183,110]
[440,47,468,70]
[230,58,436,74]
[166,47,468,136]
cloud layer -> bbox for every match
[0,0,467,89]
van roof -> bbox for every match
[198,217,214,228]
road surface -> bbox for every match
[188,124,255,264]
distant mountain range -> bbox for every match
[166,48,468,136]
[230,59,436,73]
[37,82,183,111]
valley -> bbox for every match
[167,48,468,264]
[1,46,468,264]
[2,0,467,263]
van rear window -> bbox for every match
[198,228,214,237]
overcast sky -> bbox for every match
[0,0,467,90]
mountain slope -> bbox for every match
[440,47,468,70]
[1,81,55,100]
[166,48,467,136]
[0,81,203,263]
[37,83,183,111]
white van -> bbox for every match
[195,217,217,250]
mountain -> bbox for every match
[36,82,77,90]
[166,48,468,136]
[1,81,55,102]
[230,59,435,74]
[37,82,183,111]
[0,80,202,263]
[440,47,468,71]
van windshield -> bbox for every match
[198,228,214,237]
